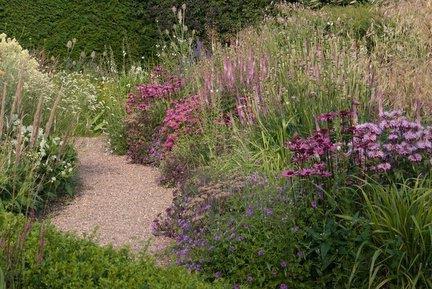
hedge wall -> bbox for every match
[0,0,277,64]
[144,0,276,42]
[0,0,157,63]
[0,0,366,64]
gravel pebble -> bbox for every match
[49,137,173,253]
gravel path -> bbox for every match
[50,137,173,253]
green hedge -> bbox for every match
[0,0,370,64]
[0,0,157,63]
[144,0,276,42]
[0,0,277,63]
[0,212,228,289]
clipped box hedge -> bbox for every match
[0,213,228,289]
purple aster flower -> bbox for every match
[264,208,273,216]
[280,284,289,289]
[408,153,422,162]
[375,162,391,172]
[296,250,305,258]
[311,200,317,209]
[246,206,254,217]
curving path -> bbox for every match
[50,137,173,253]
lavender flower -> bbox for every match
[264,207,273,216]
[311,200,318,209]
[246,206,254,217]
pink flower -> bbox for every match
[281,170,296,178]
[375,162,391,172]
[316,112,338,122]
[408,153,422,162]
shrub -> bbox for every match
[0,37,77,214]
[0,114,77,213]
[0,212,229,289]
[139,3,432,288]
[53,71,103,135]
[282,109,432,185]
[0,34,55,118]
[0,0,157,64]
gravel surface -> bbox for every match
[49,137,173,253]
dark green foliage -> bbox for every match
[0,0,157,63]
[144,0,276,43]
[0,0,277,63]
[0,212,228,289]
[0,0,372,64]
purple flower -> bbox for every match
[233,284,240,289]
[408,153,422,162]
[280,284,289,289]
[258,249,265,256]
[236,235,245,242]
[311,200,318,209]
[375,162,391,172]
[264,208,273,216]
[316,112,338,122]
[247,275,254,283]
[281,169,296,178]
[296,250,305,258]
[246,206,254,217]
[214,271,222,279]
[280,260,288,268]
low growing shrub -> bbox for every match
[0,212,229,289]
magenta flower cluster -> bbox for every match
[126,76,184,114]
[282,130,334,178]
[352,110,432,172]
[125,66,186,163]
[282,109,432,181]
[161,95,202,151]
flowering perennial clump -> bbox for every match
[282,130,334,178]
[352,110,432,172]
[125,66,186,163]
[126,76,184,114]
[282,109,432,181]
[160,95,202,151]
